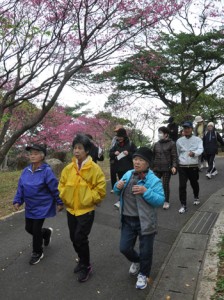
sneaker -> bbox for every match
[114,201,120,209]
[136,273,147,289]
[29,252,44,265]
[74,262,85,273]
[206,173,212,179]
[163,202,170,210]
[77,265,92,282]
[129,262,140,276]
[193,198,200,205]
[110,189,114,193]
[179,206,187,214]
[212,170,218,176]
[44,227,53,247]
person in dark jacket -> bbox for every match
[85,134,104,164]
[109,128,137,178]
[153,126,178,209]
[203,122,224,179]
[167,116,179,142]
[13,144,63,265]
[109,128,137,208]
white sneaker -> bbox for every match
[163,202,170,210]
[114,201,120,209]
[206,173,212,179]
[179,206,187,214]
[136,273,147,289]
[212,170,218,176]
[110,189,114,193]
[129,262,140,275]
[193,199,200,205]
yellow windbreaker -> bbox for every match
[58,156,106,216]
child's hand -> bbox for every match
[115,151,120,156]
[57,205,64,212]
[132,185,147,195]
[116,180,126,190]
[13,203,20,211]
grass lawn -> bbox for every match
[0,159,110,219]
[0,170,22,218]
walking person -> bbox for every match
[153,126,178,210]
[58,134,106,283]
[109,128,137,208]
[114,147,164,289]
[167,116,179,142]
[203,122,224,179]
[109,124,124,193]
[13,144,64,265]
[194,116,207,169]
[85,134,104,163]
[176,121,203,213]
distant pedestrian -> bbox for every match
[114,147,164,290]
[194,116,207,169]
[58,134,106,283]
[203,122,224,179]
[176,122,203,213]
[109,124,124,193]
[167,116,179,142]
[13,144,64,265]
[109,128,137,208]
[153,126,178,210]
[85,134,104,163]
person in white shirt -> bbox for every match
[176,121,203,214]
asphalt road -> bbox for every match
[1,157,224,300]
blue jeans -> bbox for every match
[120,215,155,277]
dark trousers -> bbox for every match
[67,211,94,267]
[117,171,126,180]
[25,218,51,254]
[110,163,117,189]
[154,171,171,203]
[120,215,155,277]
[206,154,216,174]
[178,166,199,207]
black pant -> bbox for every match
[67,211,94,267]
[178,166,199,207]
[154,171,171,203]
[25,218,51,254]
[110,163,117,189]
[206,154,216,174]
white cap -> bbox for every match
[195,116,203,123]
[207,122,214,127]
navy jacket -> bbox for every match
[203,130,224,155]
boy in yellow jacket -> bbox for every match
[59,134,106,282]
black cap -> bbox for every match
[133,147,153,164]
[116,128,127,138]
[182,121,193,128]
[26,144,47,156]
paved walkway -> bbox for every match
[1,157,224,299]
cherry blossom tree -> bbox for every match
[0,0,188,164]
[15,105,110,152]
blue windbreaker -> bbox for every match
[13,163,63,219]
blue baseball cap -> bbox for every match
[182,121,193,128]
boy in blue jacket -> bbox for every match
[114,147,164,290]
[13,144,63,265]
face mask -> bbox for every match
[158,133,164,140]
